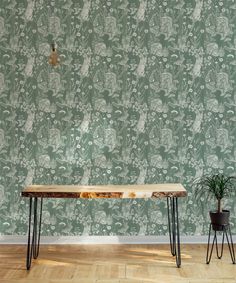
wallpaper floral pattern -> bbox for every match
[0,0,236,236]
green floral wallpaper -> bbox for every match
[0,0,236,236]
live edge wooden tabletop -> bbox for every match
[22,184,187,199]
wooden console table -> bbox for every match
[22,183,187,270]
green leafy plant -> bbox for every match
[194,174,236,213]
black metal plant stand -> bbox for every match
[206,223,235,264]
[167,196,181,268]
[26,197,43,270]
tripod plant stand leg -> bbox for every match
[206,224,217,264]
[225,226,236,264]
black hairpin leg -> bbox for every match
[26,197,43,270]
[167,197,175,256]
[167,197,181,267]
[206,224,235,264]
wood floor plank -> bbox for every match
[0,244,235,282]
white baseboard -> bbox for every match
[1,235,235,245]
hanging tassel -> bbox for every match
[49,43,59,66]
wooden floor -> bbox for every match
[0,244,235,283]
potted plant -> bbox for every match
[194,174,236,231]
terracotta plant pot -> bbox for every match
[209,210,230,231]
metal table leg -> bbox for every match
[26,197,43,270]
[167,197,181,267]
[167,197,175,256]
